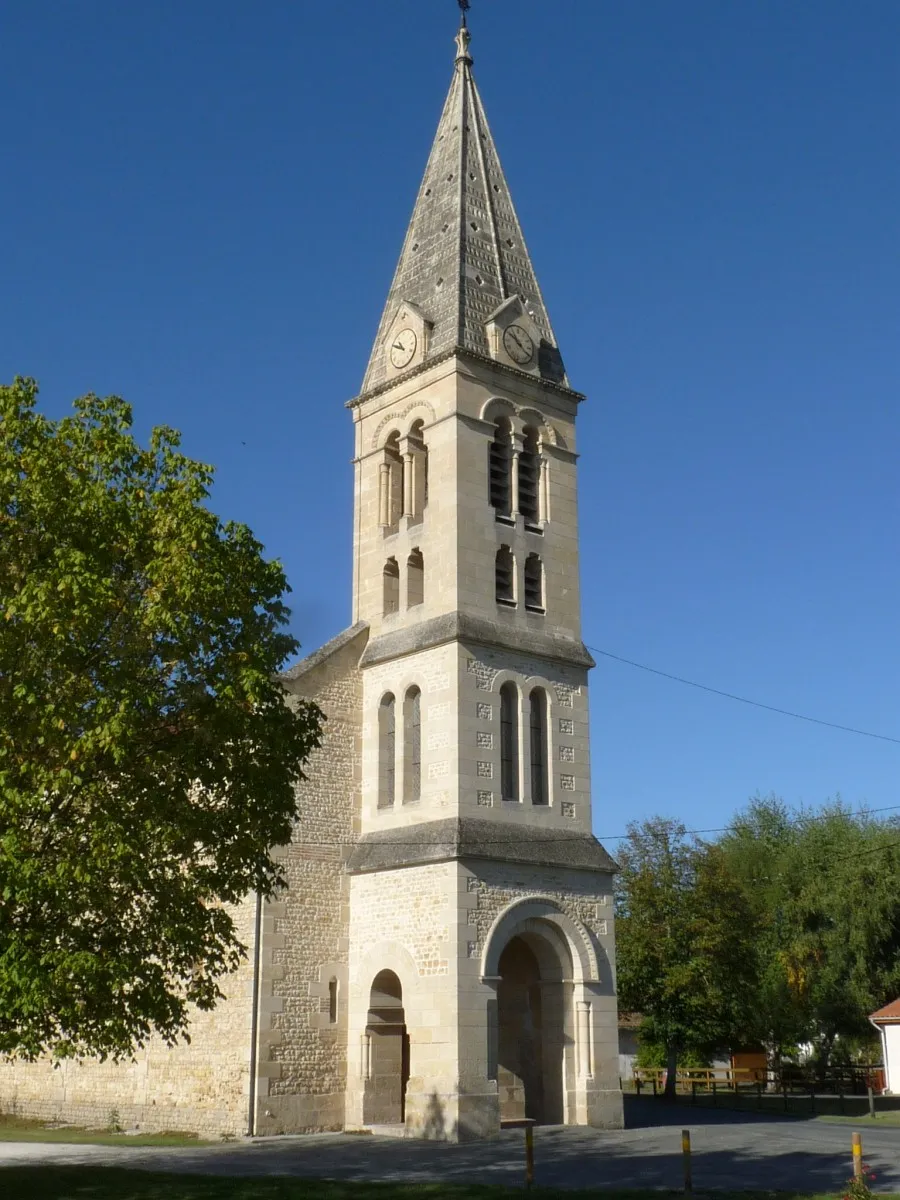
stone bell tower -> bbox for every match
[340,13,624,1139]
[0,6,626,1145]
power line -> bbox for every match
[285,804,900,848]
[587,645,900,746]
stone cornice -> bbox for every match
[359,611,594,671]
[347,347,586,411]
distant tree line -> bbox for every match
[615,798,900,1096]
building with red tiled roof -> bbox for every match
[870,1000,900,1092]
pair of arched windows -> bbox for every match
[384,549,424,615]
[378,687,421,808]
[489,418,547,526]
[380,421,428,531]
[496,547,544,613]
[499,683,550,805]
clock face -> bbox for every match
[503,323,535,365]
[390,328,417,369]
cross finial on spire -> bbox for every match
[455,1,472,64]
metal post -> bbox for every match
[525,1124,535,1190]
[868,1085,876,1120]
[852,1131,863,1178]
[636,1078,642,1097]
[682,1129,692,1194]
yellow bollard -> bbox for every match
[852,1131,863,1179]
[525,1124,535,1189]
[682,1128,693,1193]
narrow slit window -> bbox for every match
[378,694,396,809]
[496,545,515,606]
[383,557,400,615]
[489,418,512,516]
[500,682,519,802]
[519,426,541,524]
[529,688,549,805]
[328,978,338,1024]
[407,548,424,608]
[404,686,421,804]
[524,553,544,613]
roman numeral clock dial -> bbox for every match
[390,328,418,369]
[503,323,535,366]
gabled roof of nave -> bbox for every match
[360,18,568,396]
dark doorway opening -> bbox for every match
[364,969,409,1125]
[497,933,568,1124]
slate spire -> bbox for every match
[360,14,567,395]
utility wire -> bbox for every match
[587,645,900,746]
[285,804,900,848]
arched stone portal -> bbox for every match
[363,970,410,1126]
[496,928,572,1125]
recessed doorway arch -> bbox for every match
[363,969,410,1126]
[495,927,572,1125]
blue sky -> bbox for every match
[4,1,899,845]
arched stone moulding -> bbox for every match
[479,896,600,984]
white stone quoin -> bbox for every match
[0,12,624,1140]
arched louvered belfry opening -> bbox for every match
[404,686,421,804]
[383,557,400,615]
[524,553,544,613]
[489,417,513,518]
[499,682,519,802]
[407,548,424,608]
[529,688,549,805]
[496,545,515,606]
[408,419,428,519]
[519,426,541,525]
[378,432,403,532]
[378,694,396,809]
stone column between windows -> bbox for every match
[399,436,415,518]
[539,458,550,523]
[576,1000,593,1078]
[360,1031,372,1081]
[510,433,523,518]
[378,462,391,527]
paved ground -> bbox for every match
[2,1100,898,1192]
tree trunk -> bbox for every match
[765,1037,779,1092]
[665,1041,678,1100]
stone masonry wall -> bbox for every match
[0,899,257,1138]
[255,627,366,1134]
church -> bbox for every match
[0,12,623,1140]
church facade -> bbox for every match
[0,17,623,1140]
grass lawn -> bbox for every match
[0,1173,887,1200]
[630,1089,900,1124]
[817,1111,900,1127]
[0,1113,209,1147]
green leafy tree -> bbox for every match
[717,796,808,1072]
[721,797,900,1074]
[0,377,323,1061]
[776,805,900,1071]
[615,817,758,1097]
